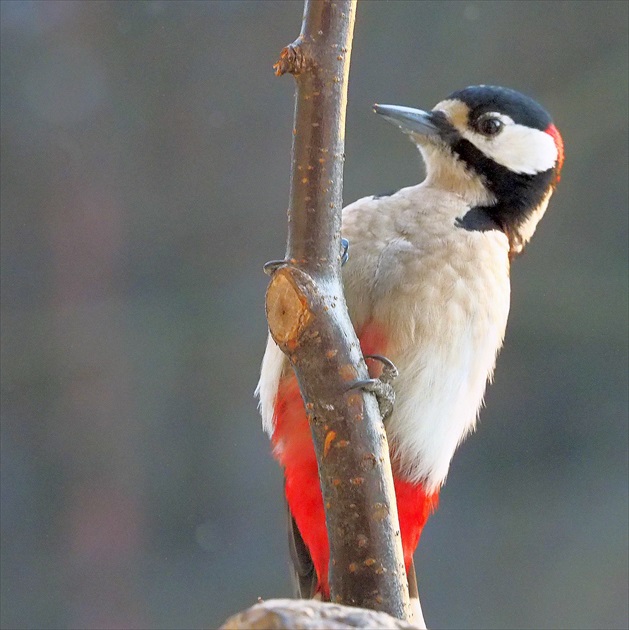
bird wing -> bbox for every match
[287,504,319,598]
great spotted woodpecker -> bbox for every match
[257,85,564,625]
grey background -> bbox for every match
[1,1,627,629]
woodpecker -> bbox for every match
[256,85,564,623]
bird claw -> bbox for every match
[346,354,398,421]
[351,377,396,420]
[264,239,349,275]
[364,354,399,383]
[341,238,349,266]
[263,259,288,276]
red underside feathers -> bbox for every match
[271,320,439,597]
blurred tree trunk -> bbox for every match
[265,0,410,619]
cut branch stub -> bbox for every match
[266,267,314,348]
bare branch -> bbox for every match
[266,0,410,618]
[221,599,421,630]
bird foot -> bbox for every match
[347,354,398,420]
[341,238,349,266]
[263,239,349,276]
[263,259,288,276]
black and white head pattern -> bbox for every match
[430,86,564,255]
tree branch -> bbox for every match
[221,599,420,630]
[266,0,410,618]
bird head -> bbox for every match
[374,86,564,256]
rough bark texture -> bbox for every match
[221,599,421,630]
[266,0,410,619]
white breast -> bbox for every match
[257,183,511,493]
[342,184,511,493]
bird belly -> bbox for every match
[367,231,511,492]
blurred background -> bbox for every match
[1,1,627,629]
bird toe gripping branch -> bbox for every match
[263,259,289,276]
[346,354,399,421]
[340,237,350,265]
[263,238,350,276]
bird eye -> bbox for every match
[476,115,503,136]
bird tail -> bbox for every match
[407,557,427,628]
[287,505,320,599]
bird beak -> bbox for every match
[373,104,440,138]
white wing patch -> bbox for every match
[255,334,286,436]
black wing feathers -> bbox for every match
[287,507,318,598]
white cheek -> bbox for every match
[464,124,558,175]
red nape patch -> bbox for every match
[545,123,564,181]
